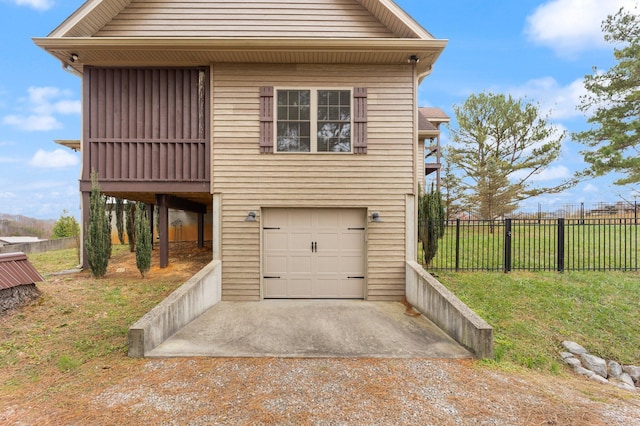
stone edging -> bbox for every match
[561,341,638,392]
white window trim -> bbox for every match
[274,87,353,154]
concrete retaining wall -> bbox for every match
[0,237,78,255]
[406,261,493,359]
[128,260,222,357]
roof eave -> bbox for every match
[33,36,447,75]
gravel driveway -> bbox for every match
[87,358,640,425]
[3,357,640,424]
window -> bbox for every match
[276,89,352,153]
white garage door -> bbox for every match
[263,208,366,299]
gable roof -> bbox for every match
[0,252,45,290]
[418,107,449,139]
[34,0,446,77]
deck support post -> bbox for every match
[198,212,205,249]
[156,194,169,269]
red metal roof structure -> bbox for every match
[0,252,45,290]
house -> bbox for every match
[34,0,447,302]
[418,107,450,191]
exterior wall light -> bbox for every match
[408,55,419,64]
[70,53,79,63]
[245,211,257,222]
[371,212,383,222]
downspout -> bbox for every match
[417,64,433,85]
[61,62,82,78]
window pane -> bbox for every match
[317,90,351,152]
[277,90,311,152]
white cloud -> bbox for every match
[582,183,600,193]
[12,0,54,11]
[2,114,62,131]
[0,191,17,199]
[506,76,587,121]
[511,165,571,183]
[2,86,80,132]
[525,0,636,56]
[29,149,79,168]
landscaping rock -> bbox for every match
[620,373,635,387]
[608,360,623,378]
[574,366,595,378]
[580,353,608,378]
[589,374,608,385]
[563,357,581,368]
[562,341,587,355]
[614,381,637,392]
[623,366,640,384]
[560,340,638,393]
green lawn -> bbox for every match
[423,220,640,271]
[437,270,640,372]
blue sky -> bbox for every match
[0,0,637,220]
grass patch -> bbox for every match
[437,270,640,372]
[0,243,211,401]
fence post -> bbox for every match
[557,218,565,272]
[455,218,460,272]
[503,218,512,273]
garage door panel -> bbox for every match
[264,255,288,274]
[289,279,312,297]
[316,209,339,227]
[264,232,288,251]
[317,232,339,250]
[291,232,313,250]
[340,233,364,251]
[339,278,365,298]
[340,255,364,274]
[290,256,312,274]
[264,278,287,298]
[264,209,289,228]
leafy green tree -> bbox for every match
[418,184,445,267]
[574,7,640,185]
[84,172,110,278]
[447,92,573,219]
[51,210,80,239]
[52,210,81,264]
[115,198,125,245]
[125,202,136,253]
[135,202,152,277]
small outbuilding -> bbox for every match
[0,252,44,315]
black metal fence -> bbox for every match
[419,218,640,272]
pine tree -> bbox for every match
[84,172,110,278]
[115,198,125,245]
[135,202,152,277]
[418,184,445,267]
[447,92,575,219]
[574,7,640,185]
[125,202,136,253]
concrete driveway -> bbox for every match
[147,300,473,358]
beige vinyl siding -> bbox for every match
[212,64,415,301]
[96,0,396,38]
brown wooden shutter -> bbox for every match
[353,87,368,154]
[259,86,274,154]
